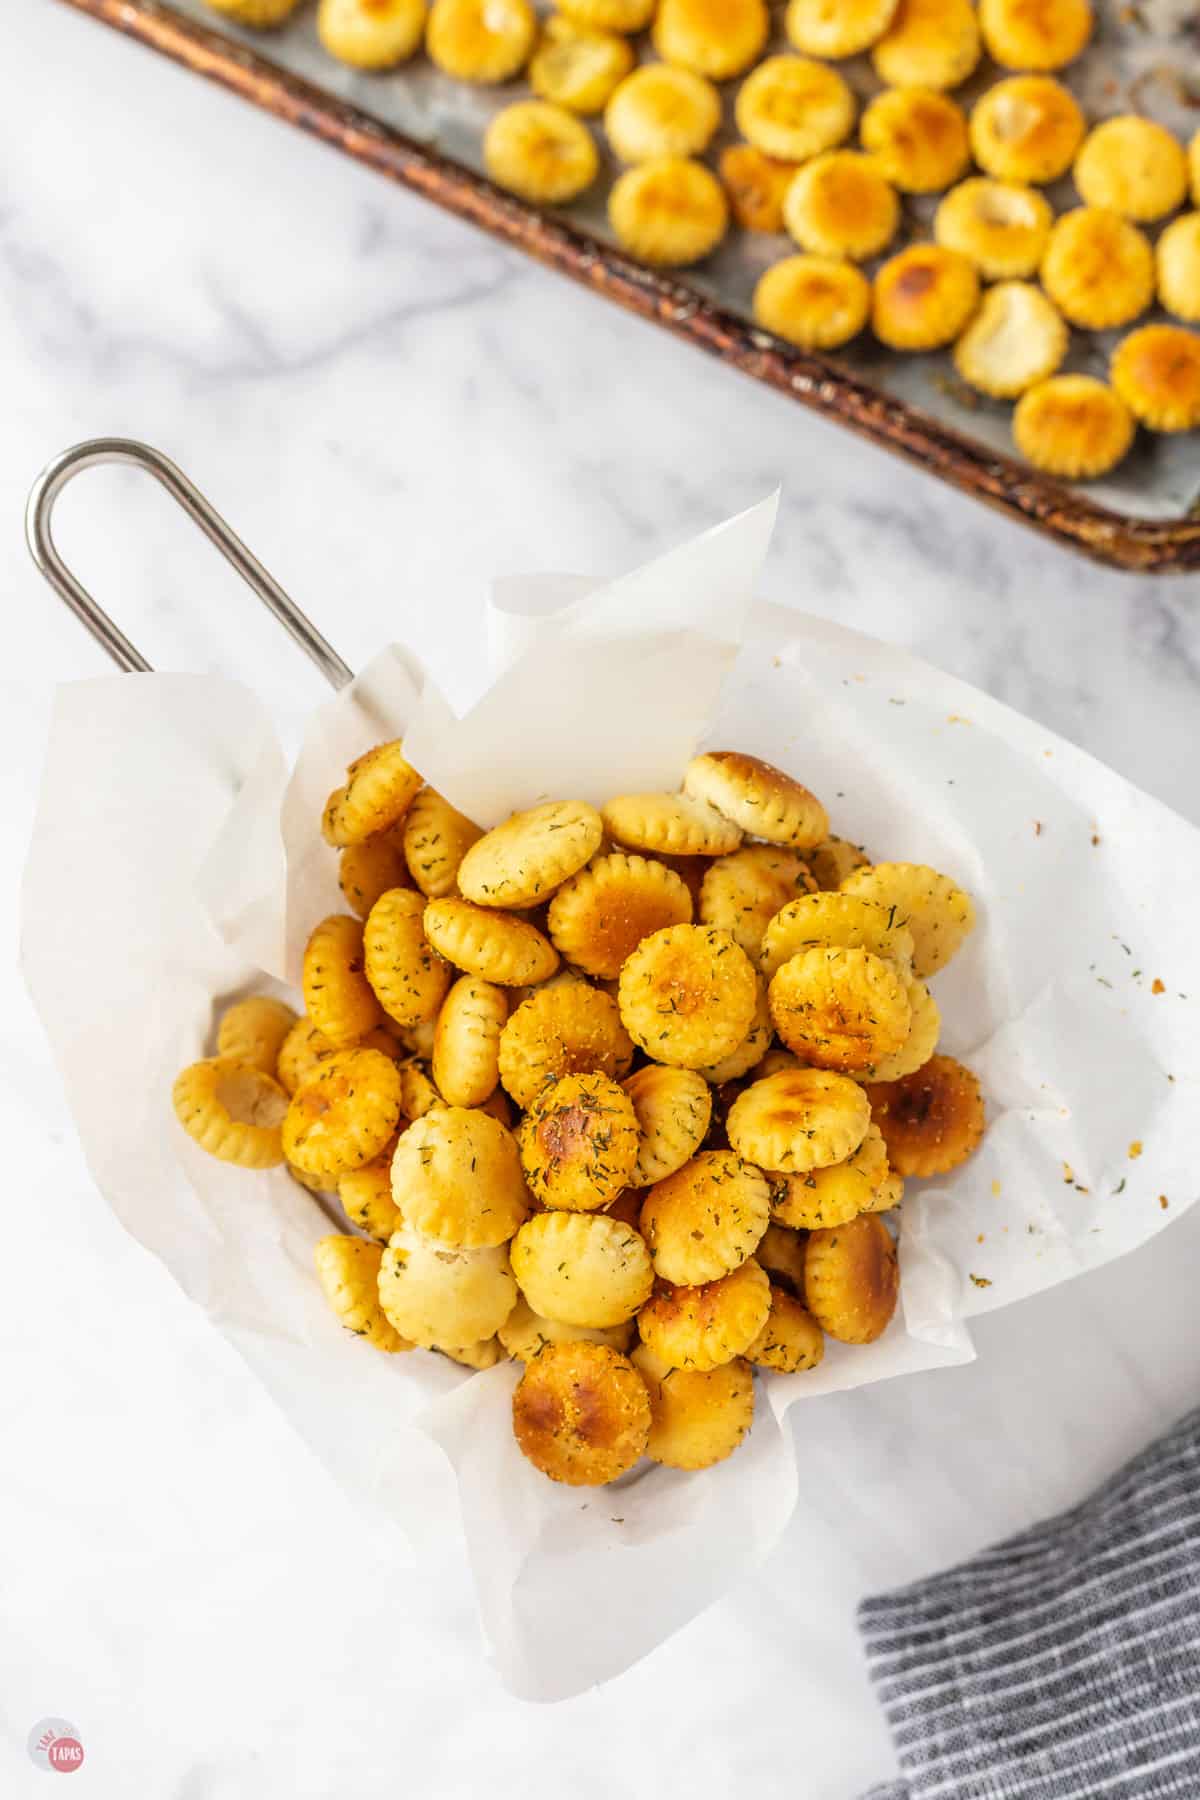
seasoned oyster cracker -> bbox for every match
[512,1342,651,1484]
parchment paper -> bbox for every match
[23,501,1199,1698]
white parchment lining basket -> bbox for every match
[23,443,1200,1699]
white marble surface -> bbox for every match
[4,5,1200,1797]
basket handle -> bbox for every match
[25,437,354,690]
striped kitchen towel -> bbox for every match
[860,1406,1200,1799]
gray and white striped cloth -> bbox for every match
[860,1406,1200,1800]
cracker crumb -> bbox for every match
[1152,978,1165,995]
[1129,1140,1143,1159]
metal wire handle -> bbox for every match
[25,437,355,690]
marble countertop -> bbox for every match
[5,6,1200,1797]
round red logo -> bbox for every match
[27,1719,85,1775]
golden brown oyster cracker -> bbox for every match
[529,16,634,117]
[426,0,536,81]
[806,836,869,891]
[423,896,559,987]
[969,76,1084,185]
[558,0,655,30]
[364,887,452,1028]
[756,1221,809,1293]
[784,152,901,262]
[397,1015,437,1060]
[860,88,970,194]
[726,1066,870,1173]
[934,178,1053,281]
[720,145,798,235]
[953,281,1067,400]
[303,913,385,1048]
[653,851,711,907]
[322,740,422,848]
[432,976,507,1107]
[512,1342,651,1485]
[283,1047,404,1181]
[753,255,871,352]
[288,1159,334,1197]
[510,1210,653,1326]
[173,1058,289,1169]
[866,1054,986,1178]
[508,965,589,1010]
[770,1120,888,1229]
[1192,127,1200,205]
[207,0,303,20]
[478,1087,514,1127]
[518,1072,640,1211]
[318,0,426,68]
[339,829,413,919]
[861,977,940,1083]
[637,1258,771,1372]
[604,64,721,164]
[770,950,910,1072]
[1041,208,1154,332]
[784,0,898,59]
[499,1295,634,1361]
[499,980,634,1108]
[871,0,981,90]
[623,1064,713,1186]
[759,890,915,981]
[756,1048,802,1080]
[805,1214,898,1344]
[1158,214,1200,324]
[700,845,816,960]
[735,56,855,165]
[1074,117,1188,223]
[437,1336,504,1370]
[378,1226,517,1349]
[547,852,693,978]
[1012,375,1135,480]
[872,244,980,351]
[458,800,603,909]
[391,1106,529,1248]
[618,923,758,1069]
[601,791,742,856]
[641,1150,770,1285]
[216,995,299,1076]
[979,0,1092,69]
[604,1187,645,1231]
[839,862,976,977]
[865,1169,904,1214]
[402,788,483,899]
[633,1346,755,1469]
[1111,325,1200,433]
[277,1017,337,1096]
[338,1150,404,1241]
[652,0,769,81]
[697,980,774,1084]
[314,1236,412,1352]
[484,101,599,205]
[686,750,830,850]
[398,1058,444,1121]
[747,1285,825,1373]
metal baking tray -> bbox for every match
[59,0,1200,572]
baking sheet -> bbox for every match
[158,0,1200,525]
